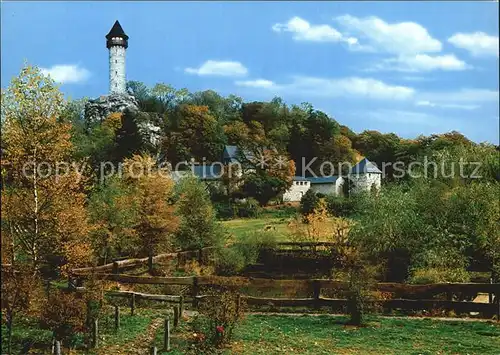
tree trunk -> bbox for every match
[7,318,13,355]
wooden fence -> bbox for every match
[70,273,500,319]
[70,247,215,276]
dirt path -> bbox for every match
[99,318,163,355]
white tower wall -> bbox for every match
[349,173,381,194]
[109,44,126,94]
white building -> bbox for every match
[348,158,382,195]
[283,177,310,202]
[309,176,345,196]
[282,158,382,202]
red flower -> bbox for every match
[216,325,224,333]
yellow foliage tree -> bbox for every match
[1,64,92,273]
[122,154,179,272]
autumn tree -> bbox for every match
[40,289,87,350]
[164,104,226,163]
[88,176,139,264]
[1,64,92,275]
[123,154,179,272]
[1,264,44,354]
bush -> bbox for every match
[260,205,298,219]
[214,202,237,220]
[325,195,357,217]
[409,268,470,284]
[300,189,319,216]
[215,231,277,275]
[40,290,87,348]
[236,198,262,218]
[192,288,244,348]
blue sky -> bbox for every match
[2,1,499,143]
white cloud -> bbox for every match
[365,109,440,126]
[335,14,442,55]
[40,64,90,84]
[272,16,356,44]
[415,100,479,110]
[185,60,248,77]
[418,88,499,104]
[236,76,415,100]
[414,88,498,111]
[371,54,469,72]
[400,76,434,82]
[448,32,499,57]
[235,79,276,88]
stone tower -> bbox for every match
[106,20,128,94]
[348,158,382,194]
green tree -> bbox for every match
[300,189,320,216]
[175,176,224,250]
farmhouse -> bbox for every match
[175,144,383,202]
[282,158,382,202]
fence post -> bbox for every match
[130,293,136,316]
[489,278,493,304]
[92,318,99,348]
[68,274,75,291]
[179,296,184,317]
[112,261,119,275]
[312,280,321,310]
[236,294,241,315]
[114,305,120,331]
[192,277,199,308]
[173,306,179,327]
[150,346,157,355]
[55,340,61,355]
[496,293,499,322]
[148,251,154,274]
[164,318,171,351]
[198,249,203,265]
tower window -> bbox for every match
[115,71,117,75]
[115,60,117,63]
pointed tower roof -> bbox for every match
[106,20,128,40]
[350,158,382,174]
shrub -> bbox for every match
[192,287,244,348]
[325,195,357,217]
[40,290,87,349]
[409,268,470,284]
[215,231,277,275]
[260,204,298,219]
[214,202,237,220]
[344,263,379,326]
[236,198,262,218]
[300,189,319,216]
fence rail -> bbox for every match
[70,247,215,276]
[68,274,500,319]
[72,273,500,296]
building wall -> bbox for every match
[309,178,345,196]
[349,173,381,194]
[109,45,126,94]
[283,181,310,202]
[310,183,336,196]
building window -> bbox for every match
[115,71,117,75]
[115,60,117,63]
